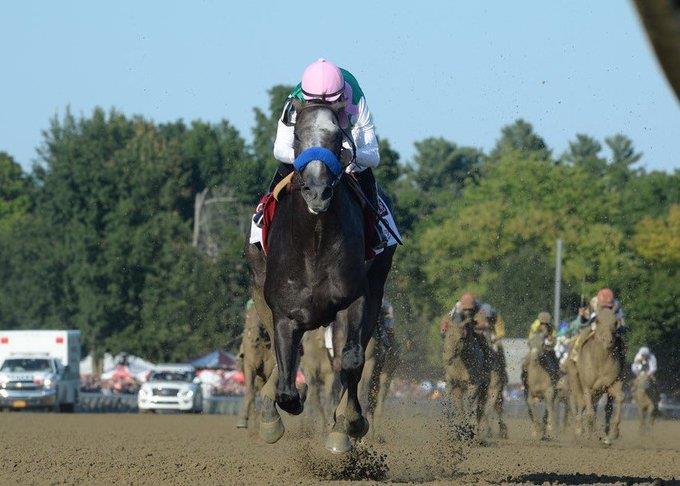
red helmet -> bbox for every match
[460,292,476,310]
[597,288,615,308]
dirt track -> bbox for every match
[2,404,679,485]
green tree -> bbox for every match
[562,134,606,176]
[0,152,32,231]
[490,119,550,160]
[252,84,294,181]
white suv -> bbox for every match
[138,364,202,413]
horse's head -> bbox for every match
[528,333,548,359]
[446,316,474,356]
[292,100,346,214]
[594,308,617,349]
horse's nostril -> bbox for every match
[321,187,332,200]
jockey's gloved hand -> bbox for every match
[341,148,354,167]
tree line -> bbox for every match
[0,86,677,390]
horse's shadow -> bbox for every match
[508,472,671,485]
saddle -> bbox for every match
[249,173,400,260]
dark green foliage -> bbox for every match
[0,94,677,391]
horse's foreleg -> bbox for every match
[545,387,556,439]
[259,362,284,444]
[326,295,370,453]
[495,388,508,439]
[374,371,391,440]
[274,317,304,415]
[583,390,596,437]
[605,381,623,444]
[237,362,256,429]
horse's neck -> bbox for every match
[285,185,361,252]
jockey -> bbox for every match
[441,292,478,336]
[476,302,506,348]
[631,346,657,378]
[259,58,386,248]
[571,288,626,362]
[554,321,571,365]
[593,288,627,333]
[528,311,555,345]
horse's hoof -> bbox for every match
[348,416,369,439]
[236,418,248,429]
[276,392,304,416]
[259,416,285,444]
[325,431,353,454]
[297,383,308,404]
[602,437,612,446]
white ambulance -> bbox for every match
[0,330,80,412]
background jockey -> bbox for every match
[571,287,626,362]
[256,58,386,248]
[528,311,555,345]
[631,346,657,378]
[440,292,477,336]
[477,302,506,348]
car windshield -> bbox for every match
[1,358,53,373]
[150,371,193,382]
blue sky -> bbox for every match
[2,1,679,172]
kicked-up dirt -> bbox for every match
[1,403,679,485]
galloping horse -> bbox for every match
[300,326,340,432]
[360,323,400,441]
[632,373,659,435]
[523,334,560,439]
[574,309,625,444]
[236,304,274,429]
[479,338,508,439]
[441,314,489,440]
[246,99,395,453]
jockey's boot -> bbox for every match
[253,163,294,228]
[355,168,387,250]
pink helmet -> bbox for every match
[301,59,345,101]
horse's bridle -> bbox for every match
[292,100,356,189]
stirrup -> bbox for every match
[373,223,388,250]
[252,211,264,229]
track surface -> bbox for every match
[1,405,679,485]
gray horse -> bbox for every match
[246,100,395,453]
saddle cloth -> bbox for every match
[249,192,400,259]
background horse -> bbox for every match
[442,314,489,441]
[523,333,560,440]
[236,304,274,429]
[360,322,400,442]
[477,333,508,439]
[574,308,625,444]
[300,326,339,433]
[246,100,395,453]
[632,373,659,435]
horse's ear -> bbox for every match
[291,98,305,113]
